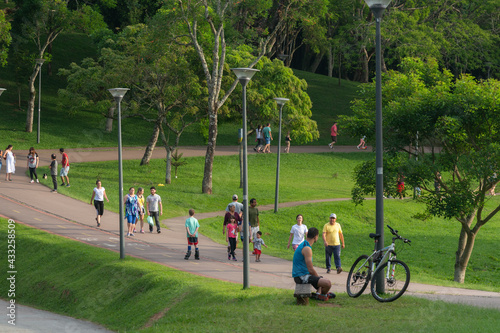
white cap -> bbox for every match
[232,194,238,200]
[330,213,337,219]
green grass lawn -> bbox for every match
[1,220,498,333]
[35,152,373,217]
[200,199,500,292]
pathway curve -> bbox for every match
[0,145,498,332]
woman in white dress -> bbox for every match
[3,145,15,181]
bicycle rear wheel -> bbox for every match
[346,255,372,297]
[370,259,410,302]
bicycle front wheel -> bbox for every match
[346,255,372,297]
[370,259,410,302]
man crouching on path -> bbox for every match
[292,227,335,301]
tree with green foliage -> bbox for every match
[0,9,11,67]
[344,57,500,283]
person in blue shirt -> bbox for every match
[292,227,335,300]
[184,209,200,260]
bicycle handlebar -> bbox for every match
[387,225,411,245]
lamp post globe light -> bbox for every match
[36,58,45,144]
[273,97,289,213]
[108,88,130,259]
[0,88,5,96]
[364,0,391,293]
[231,67,259,289]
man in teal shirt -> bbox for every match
[292,228,334,300]
[262,123,273,153]
[184,209,200,260]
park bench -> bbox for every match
[294,283,312,305]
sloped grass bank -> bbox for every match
[1,220,499,332]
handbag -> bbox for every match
[147,216,154,226]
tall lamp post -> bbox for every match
[364,0,391,292]
[273,98,289,213]
[108,88,129,259]
[36,58,45,144]
[231,68,259,289]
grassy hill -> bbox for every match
[0,33,361,150]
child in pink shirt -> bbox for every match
[226,216,238,261]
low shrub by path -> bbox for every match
[200,199,500,292]
[35,152,373,218]
[1,220,498,332]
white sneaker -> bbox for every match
[357,146,360,149]
[30,180,34,183]
[328,143,332,148]
[36,179,39,183]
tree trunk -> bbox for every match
[338,52,342,86]
[202,111,217,194]
[165,147,172,184]
[309,51,324,73]
[453,223,477,283]
[25,66,40,133]
[105,106,115,132]
[361,47,369,83]
[327,46,334,78]
[140,115,164,165]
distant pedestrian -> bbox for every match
[248,198,260,254]
[322,213,345,274]
[49,154,58,192]
[226,194,243,218]
[146,186,163,233]
[90,180,109,227]
[434,172,441,194]
[27,147,39,183]
[253,231,267,262]
[3,145,15,181]
[137,187,146,233]
[287,214,308,251]
[254,125,264,152]
[357,135,367,150]
[226,215,238,261]
[59,148,70,187]
[328,122,338,149]
[397,174,405,199]
[184,209,200,260]
[0,147,3,172]
[262,123,273,153]
[124,187,139,236]
[284,131,291,153]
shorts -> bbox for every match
[254,249,261,255]
[60,166,70,176]
[187,236,198,245]
[139,206,145,215]
[331,136,337,143]
[265,137,271,145]
[251,226,260,240]
[126,215,137,224]
[94,200,104,216]
[294,274,320,290]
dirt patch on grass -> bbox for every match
[141,291,189,329]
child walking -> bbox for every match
[253,231,268,262]
[27,147,39,183]
[226,215,238,261]
[284,131,291,153]
[49,154,58,192]
[184,209,200,260]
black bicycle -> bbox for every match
[346,225,411,302]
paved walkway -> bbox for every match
[0,145,498,331]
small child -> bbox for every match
[357,135,367,150]
[184,209,200,260]
[49,154,58,193]
[284,131,291,153]
[253,231,267,262]
[226,216,238,261]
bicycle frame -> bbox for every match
[363,241,396,279]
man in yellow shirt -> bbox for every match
[322,213,345,274]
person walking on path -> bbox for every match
[226,215,238,261]
[3,145,15,181]
[184,209,200,260]
[253,231,267,262]
[322,213,345,274]
[248,198,260,254]
[254,125,264,152]
[124,187,139,236]
[146,186,163,233]
[59,148,70,187]
[0,147,3,172]
[49,154,58,192]
[284,131,291,153]
[27,147,39,183]
[328,122,338,149]
[137,187,146,233]
[293,227,335,301]
[223,204,241,255]
[287,214,308,251]
[226,194,243,218]
[262,123,273,153]
[357,135,367,150]
[90,180,109,228]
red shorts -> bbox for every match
[187,237,198,246]
[254,249,262,255]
